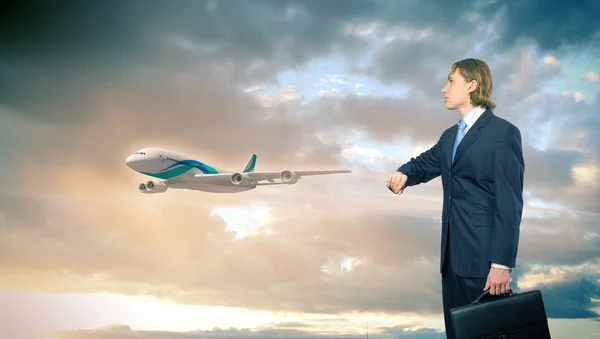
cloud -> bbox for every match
[521,146,584,196]
[5,63,352,196]
[490,0,600,51]
[1,0,491,124]
[520,265,600,319]
[0,188,445,315]
[48,322,447,339]
[517,212,600,267]
[585,72,600,82]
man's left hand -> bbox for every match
[484,267,510,295]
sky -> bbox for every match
[1,0,599,338]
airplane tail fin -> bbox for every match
[243,154,257,173]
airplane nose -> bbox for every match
[125,154,137,168]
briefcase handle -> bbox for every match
[472,290,517,304]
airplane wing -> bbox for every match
[189,173,234,184]
[245,170,351,182]
[187,170,350,186]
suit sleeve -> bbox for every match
[396,136,442,188]
[490,125,524,268]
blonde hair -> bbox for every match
[450,58,496,109]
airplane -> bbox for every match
[125,147,351,194]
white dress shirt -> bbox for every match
[461,106,486,134]
[459,106,511,271]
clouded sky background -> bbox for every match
[1,0,599,338]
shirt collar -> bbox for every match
[462,106,486,128]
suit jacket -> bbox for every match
[397,109,524,278]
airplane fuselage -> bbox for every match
[126,148,255,193]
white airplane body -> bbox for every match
[125,148,351,194]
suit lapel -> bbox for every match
[451,109,493,167]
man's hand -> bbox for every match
[387,172,407,195]
[484,267,510,295]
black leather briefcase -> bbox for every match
[449,289,551,339]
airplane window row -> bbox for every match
[133,151,177,162]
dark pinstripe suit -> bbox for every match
[396,108,524,338]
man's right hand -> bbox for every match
[387,171,408,195]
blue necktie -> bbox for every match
[452,119,467,163]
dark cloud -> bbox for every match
[0,0,497,64]
[517,213,600,266]
[523,146,583,190]
[539,275,600,319]
[0,0,535,123]
[363,28,469,98]
[506,258,600,320]
[492,0,600,51]
[0,0,365,121]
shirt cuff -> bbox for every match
[491,263,511,270]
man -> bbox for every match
[386,58,524,338]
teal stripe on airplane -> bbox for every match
[143,160,220,179]
[142,165,192,179]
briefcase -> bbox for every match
[449,289,551,339]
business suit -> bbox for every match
[396,107,524,338]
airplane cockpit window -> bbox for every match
[135,152,147,155]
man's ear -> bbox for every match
[468,80,478,93]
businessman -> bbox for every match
[386,58,524,338]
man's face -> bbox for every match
[442,68,472,110]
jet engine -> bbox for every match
[230,172,253,186]
[280,170,298,184]
[139,180,167,193]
